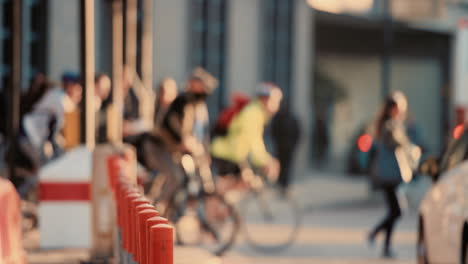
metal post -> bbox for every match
[125,0,137,71]
[110,0,124,144]
[80,0,96,150]
[7,0,22,179]
[141,0,154,128]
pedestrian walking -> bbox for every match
[368,91,421,258]
[271,103,301,194]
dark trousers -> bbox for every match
[277,151,294,190]
[370,186,402,252]
[126,133,184,201]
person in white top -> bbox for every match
[10,72,82,197]
[22,72,82,157]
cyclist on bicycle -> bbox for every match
[11,72,83,196]
[211,82,283,193]
[147,67,218,201]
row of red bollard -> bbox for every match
[108,154,174,264]
[0,178,27,264]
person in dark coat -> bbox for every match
[368,91,419,258]
[271,103,301,193]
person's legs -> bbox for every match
[13,137,42,198]
[161,158,185,201]
[212,157,241,194]
[369,214,391,241]
[277,151,293,191]
[368,187,400,245]
[383,187,401,256]
[141,139,184,203]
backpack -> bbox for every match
[213,93,250,136]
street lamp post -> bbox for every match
[7,0,22,180]
[80,0,96,150]
[110,0,124,144]
[141,0,154,127]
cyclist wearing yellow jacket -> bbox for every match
[211,83,283,184]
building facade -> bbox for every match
[4,0,467,174]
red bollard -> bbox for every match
[115,179,127,227]
[0,179,26,264]
[136,209,159,264]
[134,204,156,262]
[144,217,169,264]
[123,191,140,251]
[130,197,149,259]
[115,180,127,229]
[149,224,173,264]
[118,180,136,227]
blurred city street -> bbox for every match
[1,0,467,263]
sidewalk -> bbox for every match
[25,225,215,264]
[291,170,371,211]
[291,170,432,212]
[28,246,215,264]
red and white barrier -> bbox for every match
[38,146,92,248]
[0,178,27,264]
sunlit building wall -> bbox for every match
[11,0,464,174]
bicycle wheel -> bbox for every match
[241,187,301,252]
[169,193,240,256]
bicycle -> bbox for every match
[148,153,301,255]
[153,153,240,256]
[230,164,302,253]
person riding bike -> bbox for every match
[10,72,83,197]
[144,67,218,202]
[211,82,283,193]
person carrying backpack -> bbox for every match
[211,83,283,193]
[212,92,250,137]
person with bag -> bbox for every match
[211,83,283,193]
[367,91,421,258]
[212,92,250,137]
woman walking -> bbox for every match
[368,92,419,258]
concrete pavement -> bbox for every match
[292,170,432,212]
[222,194,420,264]
[218,170,430,264]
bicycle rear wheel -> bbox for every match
[169,193,240,256]
[241,188,301,252]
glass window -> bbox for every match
[262,0,293,102]
[0,0,47,90]
[189,0,228,116]
[29,0,47,82]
